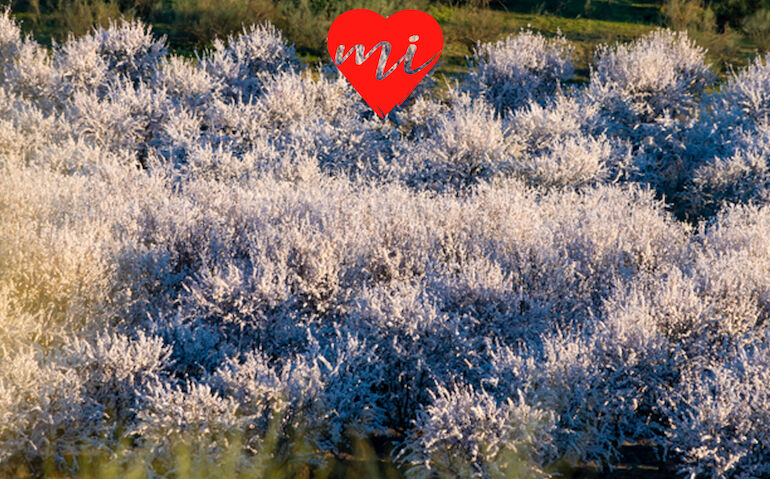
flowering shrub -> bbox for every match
[589,29,714,123]
[3,10,770,478]
[200,23,299,101]
[661,336,770,479]
[401,385,556,479]
[464,29,575,115]
[684,56,770,216]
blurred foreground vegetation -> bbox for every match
[7,433,670,479]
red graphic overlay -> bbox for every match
[327,9,443,118]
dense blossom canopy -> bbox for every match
[2,11,770,478]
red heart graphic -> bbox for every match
[327,9,443,118]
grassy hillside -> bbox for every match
[7,0,766,79]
